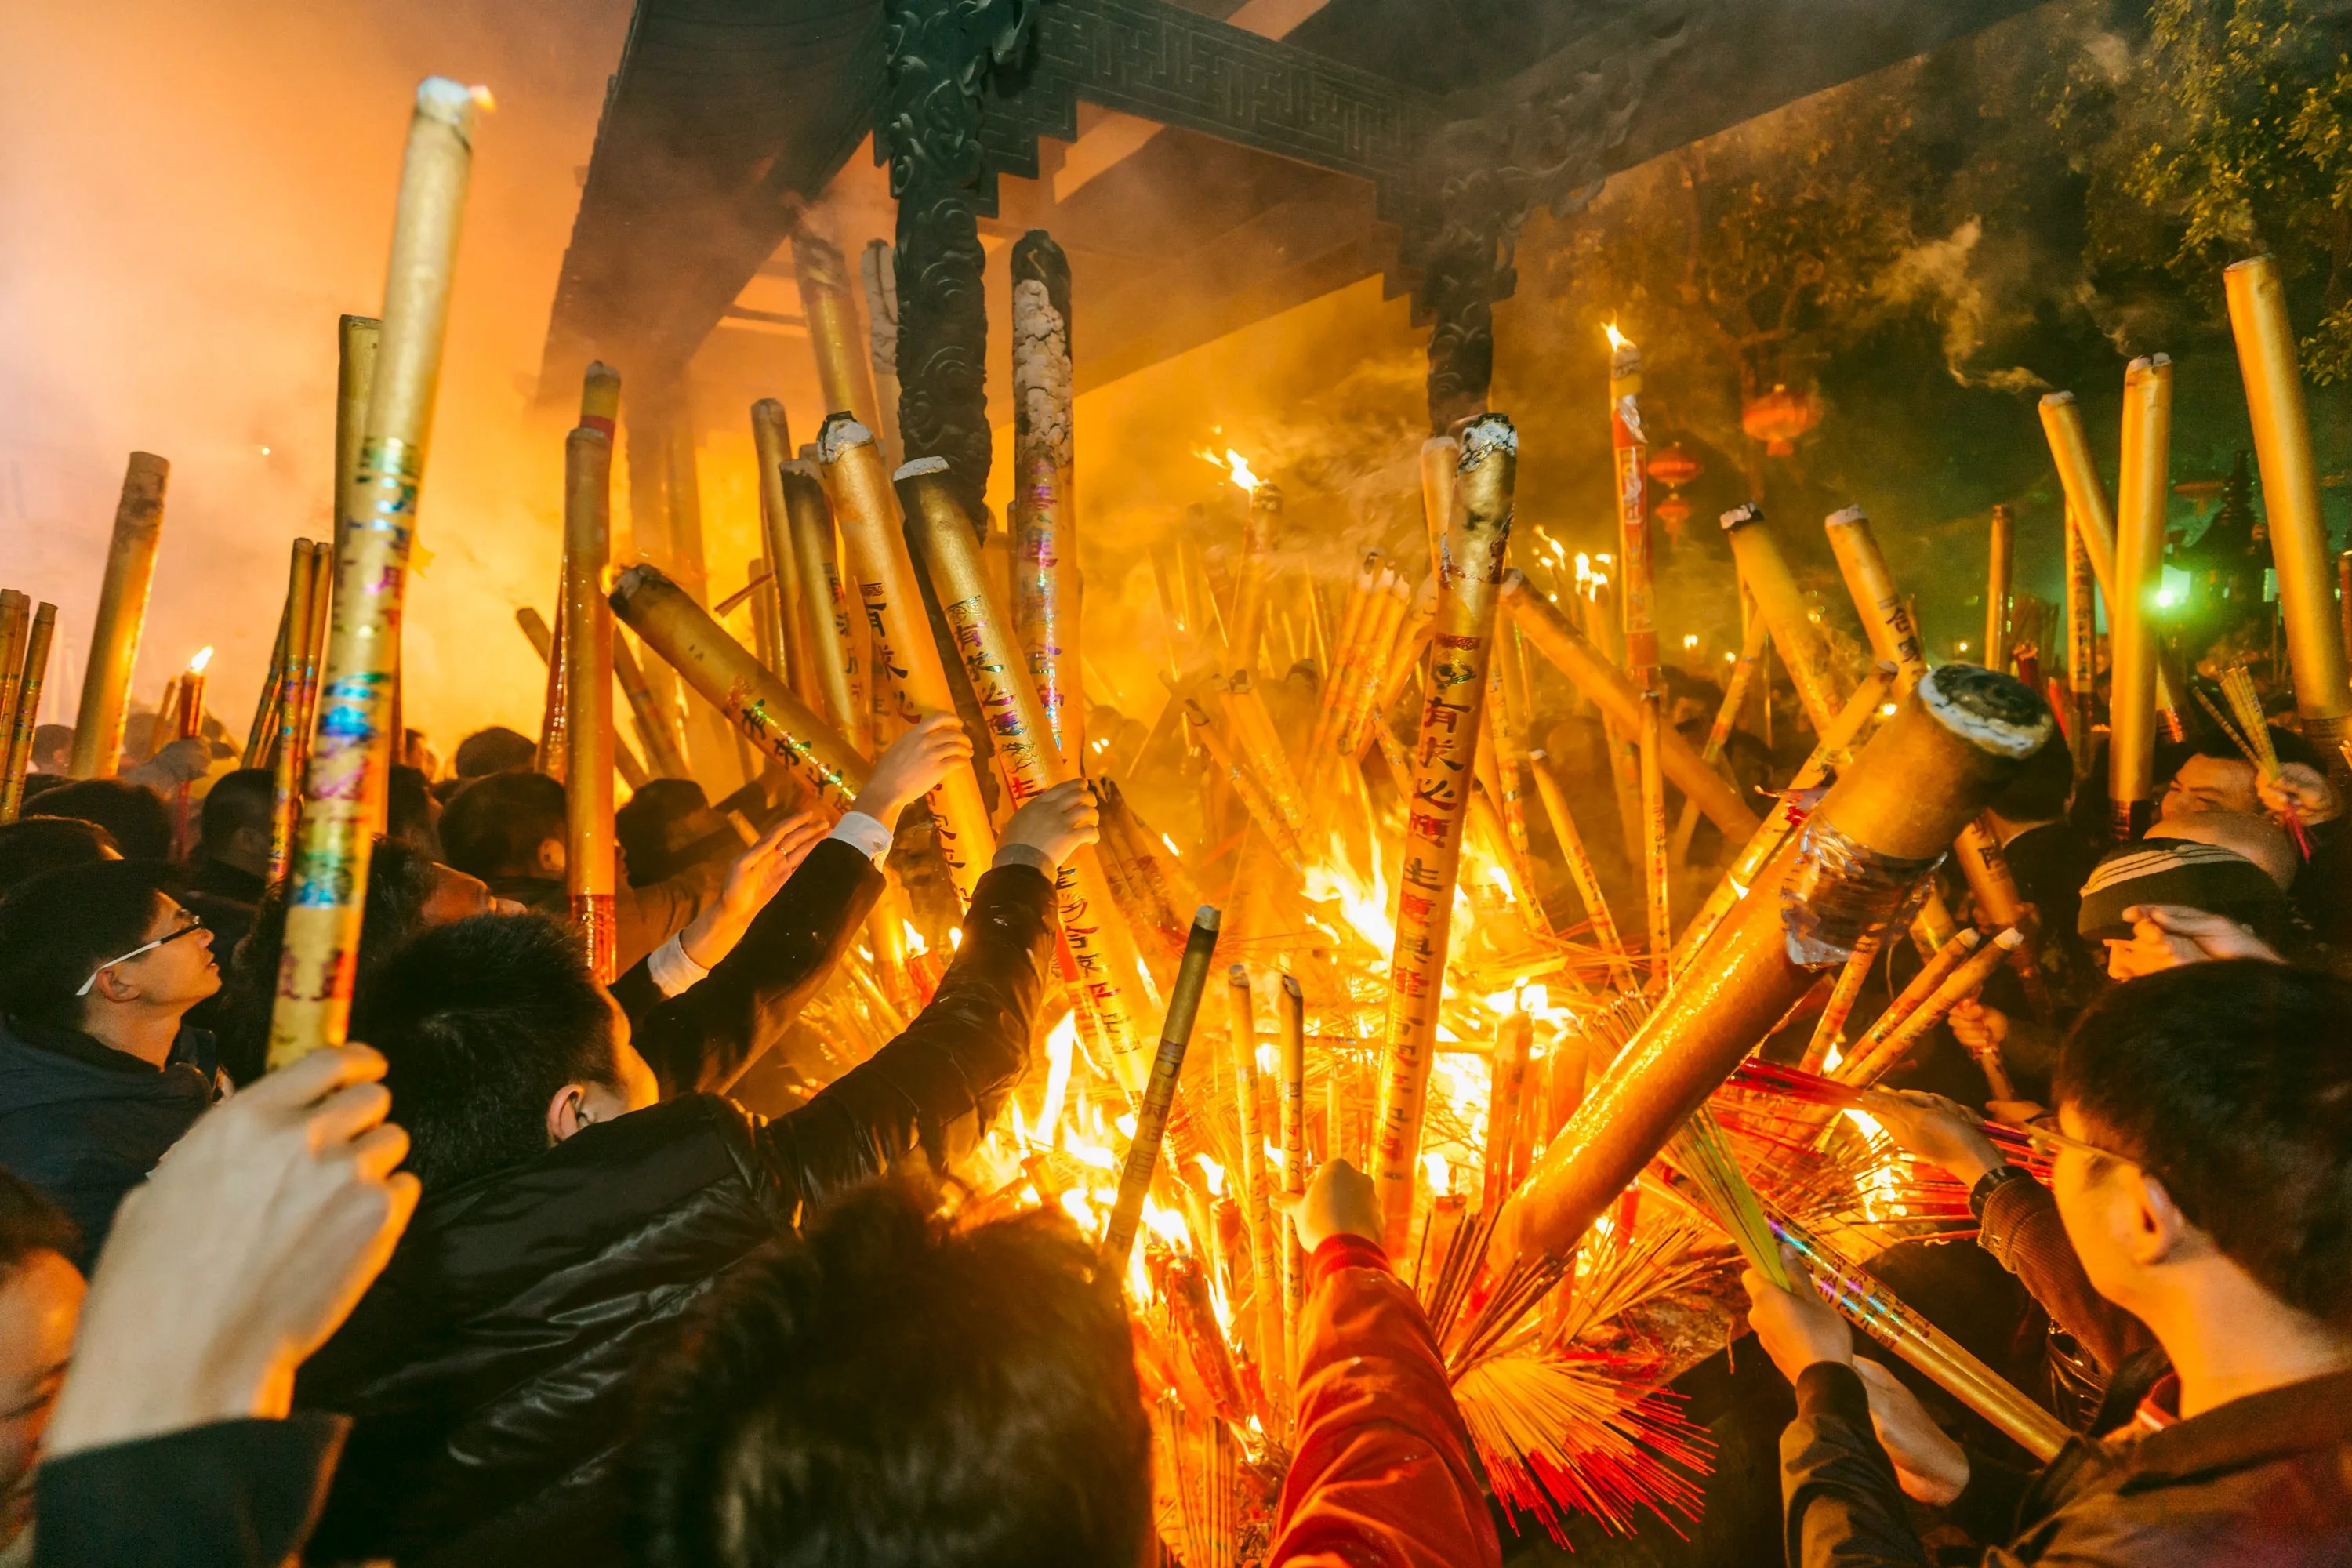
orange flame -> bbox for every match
[1196,445,1259,493]
[187,645,214,673]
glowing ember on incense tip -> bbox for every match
[187,646,213,673]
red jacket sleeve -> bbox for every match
[1268,1233,1501,1568]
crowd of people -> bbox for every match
[0,655,2343,1566]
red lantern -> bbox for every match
[1653,492,1693,546]
[1742,384,1824,456]
[1646,444,1702,489]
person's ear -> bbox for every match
[546,1083,594,1145]
[89,965,140,1007]
[535,837,567,877]
[2122,1167,2192,1268]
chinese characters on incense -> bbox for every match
[1010,231,1083,762]
[268,77,486,1069]
[1371,413,1517,1250]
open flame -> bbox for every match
[1301,832,1395,956]
[1196,445,1259,493]
[1603,321,1631,352]
[187,645,214,673]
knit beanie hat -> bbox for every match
[2076,837,2290,942]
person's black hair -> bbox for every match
[452,725,537,780]
[0,816,118,895]
[615,779,718,887]
[354,912,616,1189]
[198,768,274,857]
[1984,731,2074,825]
[0,1169,78,1282]
[30,725,71,770]
[387,764,437,852]
[628,1181,1149,1568]
[0,859,169,1027]
[216,837,443,1086]
[31,779,172,862]
[441,771,566,881]
[2056,960,2352,1327]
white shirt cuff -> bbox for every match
[827,810,895,864]
[645,933,710,998]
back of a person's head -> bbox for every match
[615,779,720,887]
[629,1181,1149,1568]
[2059,960,2352,1327]
[217,837,442,1086]
[452,725,537,780]
[30,726,71,771]
[0,816,119,897]
[441,771,565,880]
[197,768,274,857]
[355,911,613,1190]
[0,859,166,1028]
[31,779,172,862]
[1984,731,2073,826]
[387,764,437,852]
[0,1169,78,1279]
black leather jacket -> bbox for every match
[294,859,1057,1567]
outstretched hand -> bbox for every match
[2106,903,2283,981]
[1852,1358,1969,1504]
[679,810,829,969]
[1274,1157,1380,1255]
[1742,1244,1852,1385]
[45,1044,419,1458]
[2259,761,2340,826]
[1862,1090,2003,1186]
[1000,779,1100,869]
[853,713,975,827]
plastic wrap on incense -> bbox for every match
[1527,752,1635,985]
[1225,968,1286,1409]
[2067,514,2099,782]
[2111,354,2172,841]
[1102,907,1222,1269]
[0,604,54,824]
[1501,573,1761,838]
[1370,414,1517,1250]
[1773,1210,2070,1461]
[1798,927,1885,1075]
[859,241,903,463]
[1493,665,2050,1269]
[1985,504,2015,677]
[1417,436,1458,583]
[792,228,884,440]
[67,452,169,779]
[2040,392,2185,737]
[1276,974,1306,1396]
[782,459,869,755]
[818,417,994,900]
[1824,507,1928,691]
[1227,482,1281,680]
[610,565,870,811]
[1671,611,1770,865]
[1010,232,1083,762]
[1610,332,1659,682]
[1721,503,1844,735]
[269,78,483,1069]
[265,541,321,881]
[1837,927,2023,1090]
[564,426,619,981]
[2227,258,2352,745]
[898,461,1163,1084]
[750,401,815,708]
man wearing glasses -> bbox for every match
[0,859,227,1268]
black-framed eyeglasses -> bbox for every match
[77,908,205,997]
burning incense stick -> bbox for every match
[1984,504,2015,676]
[1721,503,1843,735]
[2111,354,2172,841]
[1228,482,1281,679]
[1496,666,2050,1270]
[1823,507,1926,689]
[270,77,486,1069]
[564,422,617,980]
[1102,907,1222,1270]
[610,565,869,811]
[69,452,169,779]
[818,416,995,902]
[1011,231,1083,762]
[1372,413,1517,1250]
[0,603,54,825]
[2226,256,2352,746]
[900,459,1160,1086]
[750,399,814,708]
[1224,966,1285,1410]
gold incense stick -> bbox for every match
[1010,232,1083,762]
[69,453,169,779]
[564,419,618,981]
[2111,354,2172,840]
[0,603,55,825]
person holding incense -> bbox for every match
[1747,959,2352,1566]
[0,860,227,1266]
[626,1154,1498,1568]
[292,777,1091,1568]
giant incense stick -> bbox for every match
[0,603,54,824]
[1224,966,1284,1410]
[1371,414,1516,1250]
[1228,482,1280,679]
[900,459,1160,1086]
[1824,507,1926,691]
[782,458,869,754]
[1984,504,2014,676]
[1494,665,2049,1269]
[2226,256,2352,745]
[793,227,885,439]
[611,566,869,811]
[1011,232,1083,762]
[818,416,994,902]
[564,423,618,980]
[1417,436,1458,582]
[2040,390,2183,738]
[1502,575,1759,838]
[0,596,27,788]
[1836,928,2023,1089]
[270,78,485,1069]
[612,630,689,781]
[1276,972,1306,1393]
[2111,354,2172,840]
[1721,503,1842,735]
[69,452,169,779]
[859,241,903,463]
[242,605,289,770]
[1102,906,1222,1270]
[266,540,321,880]
[750,399,813,707]
[2067,510,2097,782]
